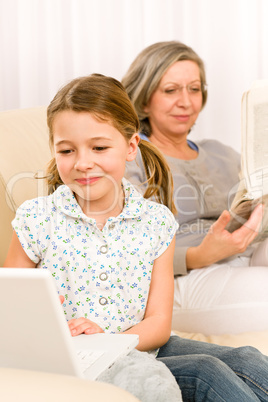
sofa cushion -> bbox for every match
[0,106,50,265]
[174,330,268,355]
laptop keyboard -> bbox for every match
[76,349,105,372]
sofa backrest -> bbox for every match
[0,106,50,265]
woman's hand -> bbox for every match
[186,204,264,269]
[59,295,104,336]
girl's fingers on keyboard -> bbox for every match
[68,317,104,336]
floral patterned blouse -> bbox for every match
[12,178,178,333]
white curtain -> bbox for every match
[0,0,267,152]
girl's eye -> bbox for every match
[93,146,108,151]
[59,149,73,154]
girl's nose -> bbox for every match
[74,154,95,170]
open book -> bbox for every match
[226,80,268,242]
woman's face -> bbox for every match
[144,60,203,139]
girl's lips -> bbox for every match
[75,177,101,185]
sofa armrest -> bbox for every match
[0,367,140,402]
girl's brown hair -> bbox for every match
[46,74,176,213]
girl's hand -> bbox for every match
[67,317,104,336]
[59,295,65,304]
[59,296,103,336]
[187,204,264,269]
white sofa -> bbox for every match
[0,106,268,398]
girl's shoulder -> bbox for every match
[123,179,177,226]
[139,196,179,238]
[142,195,175,218]
[17,194,52,214]
[15,185,69,216]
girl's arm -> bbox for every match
[123,237,175,351]
[3,231,36,268]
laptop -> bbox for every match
[0,268,139,380]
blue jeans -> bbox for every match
[157,336,268,401]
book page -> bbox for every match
[227,194,268,242]
[227,81,268,239]
[242,82,268,197]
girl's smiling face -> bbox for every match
[53,110,139,216]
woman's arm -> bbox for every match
[3,231,36,268]
[186,204,264,269]
[123,237,175,351]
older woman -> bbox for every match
[123,41,268,335]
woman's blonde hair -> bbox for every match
[122,41,208,136]
[46,74,176,213]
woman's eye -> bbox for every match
[189,86,201,93]
[164,88,176,94]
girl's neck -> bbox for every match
[84,203,124,231]
[77,186,125,230]
[150,131,198,160]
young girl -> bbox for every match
[4,74,181,401]
[4,74,268,402]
